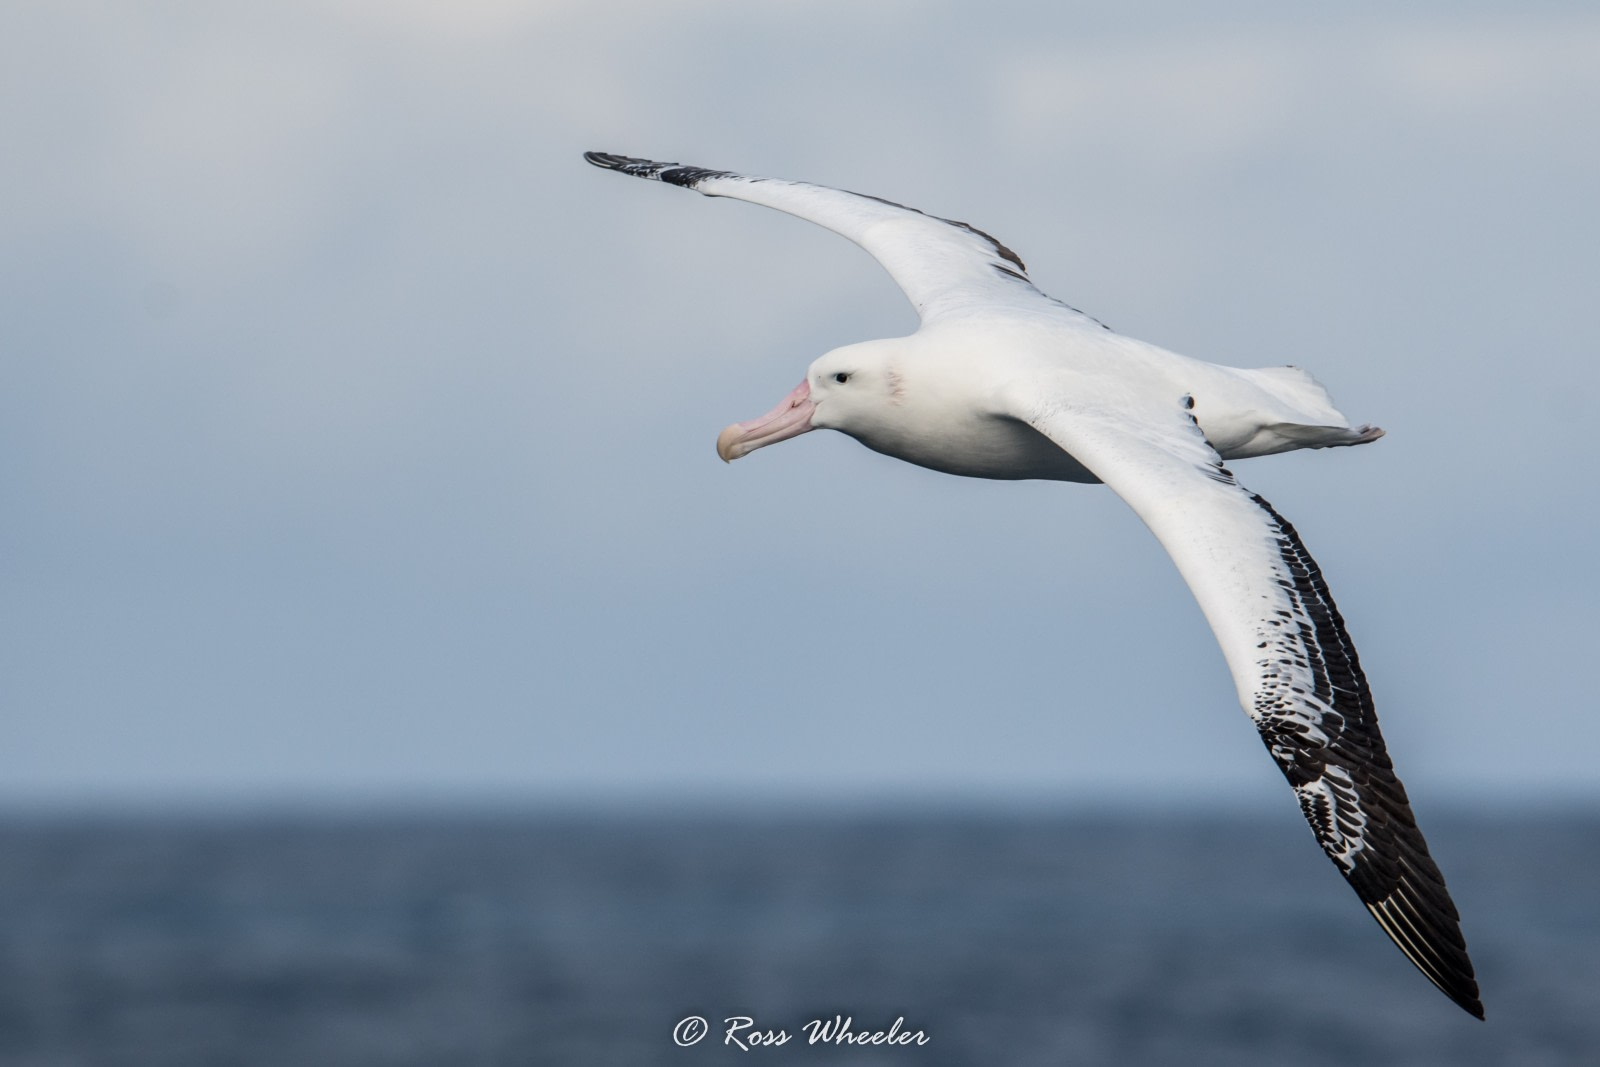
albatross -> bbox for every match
[585,150,1483,1019]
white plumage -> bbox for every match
[586,151,1481,1019]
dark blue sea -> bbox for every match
[0,808,1593,1066]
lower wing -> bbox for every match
[1015,393,1483,1019]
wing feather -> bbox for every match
[584,151,1099,326]
[1019,397,1483,1019]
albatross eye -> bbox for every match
[833,372,851,384]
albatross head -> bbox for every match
[715,342,900,462]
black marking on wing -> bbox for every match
[1179,401,1237,484]
[1248,493,1484,1019]
[853,191,1110,327]
[851,190,1028,273]
[582,151,738,188]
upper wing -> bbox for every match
[1015,392,1484,1019]
[585,151,1098,326]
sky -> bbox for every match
[2,1,1597,809]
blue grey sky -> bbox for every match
[3,2,1596,808]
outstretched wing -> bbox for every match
[584,151,1096,326]
[1015,392,1484,1019]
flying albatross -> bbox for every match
[585,150,1483,1019]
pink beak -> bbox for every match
[716,379,816,462]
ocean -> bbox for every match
[0,808,1593,1066]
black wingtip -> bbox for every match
[1360,871,1485,1019]
[581,151,680,177]
[583,150,636,170]
[582,152,733,190]
[1453,983,1487,1020]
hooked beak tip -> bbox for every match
[715,424,743,463]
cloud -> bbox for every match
[994,36,1300,168]
[990,15,1600,169]
[1378,18,1600,125]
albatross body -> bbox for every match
[585,151,1482,1019]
